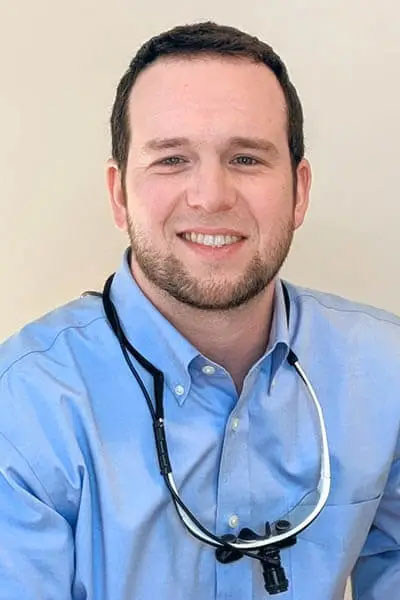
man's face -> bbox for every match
[108,55,311,310]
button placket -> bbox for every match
[216,404,251,543]
[215,399,253,600]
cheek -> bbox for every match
[126,176,179,234]
[251,185,294,235]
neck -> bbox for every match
[131,264,276,394]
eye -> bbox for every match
[232,156,259,166]
[158,156,187,166]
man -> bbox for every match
[0,21,399,600]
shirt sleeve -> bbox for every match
[0,431,74,600]
[351,455,400,599]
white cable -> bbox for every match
[167,357,331,550]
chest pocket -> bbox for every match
[298,495,381,551]
[289,496,381,599]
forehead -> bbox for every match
[127,55,288,149]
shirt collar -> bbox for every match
[109,248,199,405]
[264,278,291,393]
[107,249,291,403]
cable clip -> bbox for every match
[153,418,172,475]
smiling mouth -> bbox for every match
[178,232,245,248]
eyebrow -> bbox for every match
[228,136,280,158]
[144,137,190,152]
[143,136,280,158]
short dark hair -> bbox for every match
[110,21,304,180]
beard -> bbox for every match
[126,212,294,311]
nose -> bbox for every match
[185,160,237,213]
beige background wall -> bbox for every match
[2,1,398,596]
[1,1,399,343]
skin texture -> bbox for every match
[107,55,311,392]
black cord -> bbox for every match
[101,273,298,566]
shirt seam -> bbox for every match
[0,315,107,382]
[0,430,57,510]
[293,293,400,329]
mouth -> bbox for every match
[177,230,246,249]
[176,230,247,260]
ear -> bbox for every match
[106,158,128,231]
[293,158,312,230]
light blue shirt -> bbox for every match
[1,249,399,600]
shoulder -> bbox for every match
[286,280,400,326]
[0,293,111,511]
[0,293,107,381]
[282,280,400,351]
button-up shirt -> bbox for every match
[0,249,399,600]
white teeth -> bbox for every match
[182,232,242,247]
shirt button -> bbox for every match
[231,417,240,431]
[174,384,185,396]
[202,365,216,375]
[228,514,240,528]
